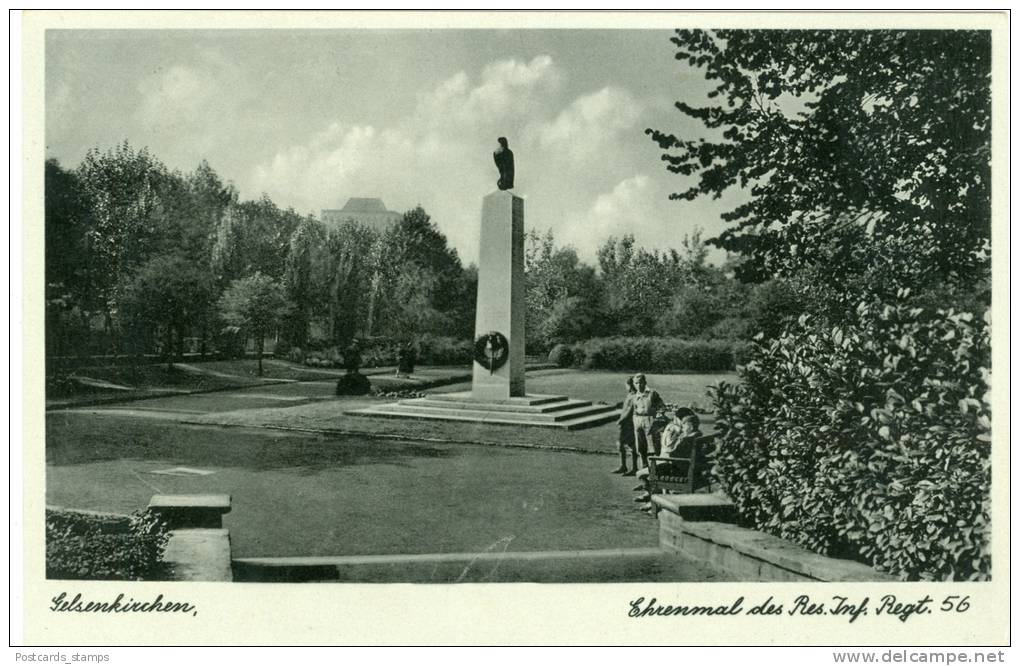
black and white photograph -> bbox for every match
[15,10,1009,648]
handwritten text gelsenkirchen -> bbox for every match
[50,592,197,616]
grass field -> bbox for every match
[66,363,265,392]
[434,368,728,408]
[187,369,734,454]
[48,413,674,558]
[47,368,735,565]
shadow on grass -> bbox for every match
[46,413,455,474]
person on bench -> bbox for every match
[635,407,703,509]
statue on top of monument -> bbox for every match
[493,137,515,191]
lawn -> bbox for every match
[435,368,730,409]
[186,369,734,454]
[63,363,265,393]
[47,413,679,559]
[188,358,350,381]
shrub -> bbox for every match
[571,337,740,372]
[417,336,471,366]
[703,316,752,341]
[548,343,573,368]
[274,338,292,357]
[656,286,726,338]
[649,338,734,372]
[569,343,587,368]
[46,509,171,580]
[731,341,753,367]
[711,299,991,581]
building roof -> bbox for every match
[320,197,402,232]
[341,197,389,213]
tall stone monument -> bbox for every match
[471,190,525,400]
[348,139,618,428]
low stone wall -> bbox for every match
[149,494,234,582]
[654,494,896,582]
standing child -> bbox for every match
[612,377,639,475]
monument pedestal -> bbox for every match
[472,191,525,399]
[348,190,618,430]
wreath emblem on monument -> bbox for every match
[474,331,510,373]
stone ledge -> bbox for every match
[148,494,231,529]
[651,492,738,523]
[658,511,896,582]
[163,528,232,582]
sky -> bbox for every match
[46,29,743,265]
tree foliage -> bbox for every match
[324,221,381,345]
[373,206,474,341]
[283,218,329,348]
[218,273,292,375]
[647,30,991,295]
[596,232,708,336]
[120,255,216,366]
[524,229,604,348]
[712,299,991,580]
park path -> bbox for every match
[175,361,296,382]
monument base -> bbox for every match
[347,391,619,430]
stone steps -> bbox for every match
[348,393,619,430]
[416,394,594,413]
[386,401,609,423]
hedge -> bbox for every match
[46,509,171,581]
[710,299,991,581]
[295,335,472,369]
[552,337,746,372]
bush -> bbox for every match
[703,316,753,341]
[417,335,471,366]
[569,343,587,368]
[274,338,292,357]
[336,372,371,395]
[571,337,740,372]
[656,286,726,338]
[46,509,171,580]
[548,343,574,367]
[711,299,991,581]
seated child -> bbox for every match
[634,407,703,507]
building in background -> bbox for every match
[321,198,402,232]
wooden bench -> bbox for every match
[645,433,715,496]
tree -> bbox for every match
[212,195,304,289]
[596,233,704,336]
[218,273,292,376]
[524,229,603,348]
[323,221,379,345]
[656,284,726,338]
[374,206,471,341]
[283,218,328,348]
[45,159,96,356]
[120,255,216,369]
[647,30,991,298]
[75,142,175,334]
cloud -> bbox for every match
[415,55,559,130]
[136,65,216,129]
[537,87,642,161]
[244,55,564,254]
[559,174,658,256]
[242,56,673,266]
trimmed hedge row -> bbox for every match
[291,335,472,369]
[548,337,747,372]
[46,509,171,581]
[711,300,991,581]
